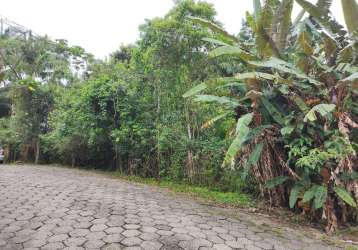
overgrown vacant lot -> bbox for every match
[0,164,349,250]
[1,0,358,244]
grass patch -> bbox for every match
[110,171,254,207]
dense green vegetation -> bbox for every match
[0,0,357,232]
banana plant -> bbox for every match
[184,0,358,232]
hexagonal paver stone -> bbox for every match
[172,227,188,234]
[121,237,143,246]
[245,245,263,250]
[226,238,253,248]
[218,234,235,241]
[16,213,34,221]
[73,222,92,229]
[139,232,159,241]
[253,240,274,250]
[179,239,213,249]
[155,224,171,231]
[0,240,6,247]
[213,244,232,250]
[63,246,85,250]
[161,244,183,250]
[48,233,69,243]
[84,239,105,248]
[212,227,228,234]
[11,235,31,244]
[207,235,224,244]
[141,226,157,233]
[16,228,36,237]
[122,247,142,250]
[70,229,90,237]
[103,234,124,244]
[86,231,106,240]
[124,224,141,230]
[106,220,125,227]
[102,243,124,250]
[141,241,163,250]
[105,227,124,234]
[80,211,95,217]
[23,239,47,248]
[122,230,141,237]
[2,225,21,233]
[64,237,87,247]
[156,230,174,236]
[52,226,74,234]
[189,231,206,238]
[173,233,193,241]
[92,218,108,224]
[42,242,65,250]
[28,221,44,230]
[124,218,140,224]
[90,224,108,232]
[32,230,53,240]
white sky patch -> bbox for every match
[1,0,345,59]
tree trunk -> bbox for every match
[13,146,16,162]
[35,139,40,164]
[156,83,161,180]
[71,153,75,167]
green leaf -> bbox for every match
[201,112,230,129]
[334,186,357,207]
[209,46,256,61]
[313,186,327,209]
[217,82,246,89]
[265,176,289,189]
[289,185,303,208]
[194,95,241,108]
[290,95,310,113]
[304,104,336,122]
[183,83,207,98]
[317,0,333,15]
[302,185,318,203]
[281,126,295,136]
[242,142,264,180]
[295,0,346,38]
[274,0,294,50]
[261,97,286,126]
[253,0,262,20]
[248,142,264,166]
[223,113,253,166]
[188,17,239,43]
[248,57,321,86]
[202,37,230,46]
[341,0,358,34]
[235,71,291,84]
[245,125,273,142]
[342,72,358,82]
[340,172,358,181]
[235,113,254,135]
[302,185,327,210]
[297,31,314,55]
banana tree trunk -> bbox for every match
[186,122,195,182]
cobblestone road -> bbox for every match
[0,165,343,250]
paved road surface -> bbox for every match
[0,165,342,250]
